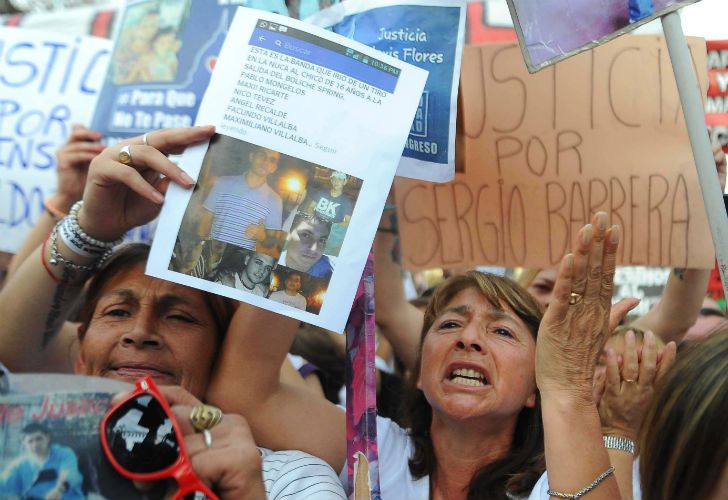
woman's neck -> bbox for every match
[429,415,517,500]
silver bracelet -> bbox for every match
[603,435,635,454]
[49,222,113,272]
[547,466,615,499]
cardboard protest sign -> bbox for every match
[307,0,466,182]
[505,0,701,72]
[706,40,728,153]
[396,36,713,271]
[147,8,427,332]
[0,26,110,253]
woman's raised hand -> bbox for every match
[77,126,215,242]
[536,212,630,402]
[596,330,677,439]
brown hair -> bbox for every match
[639,329,728,500]
[403,271,545,499]
[78,244,236,343]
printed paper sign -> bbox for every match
[147,8,427,332]
[505,0,701,72]
[89,0,245,143]
[396,36,713,271]
[0,392,141,499]
[706,40,728,153]
[307,0,466,182]
[0,27,110,253]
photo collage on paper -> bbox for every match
[169,134,363,315]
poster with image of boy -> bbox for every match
[0,391,138,499]
[307,0,466,182]
[91,0,241,143]
[148,8,428,332]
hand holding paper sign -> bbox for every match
[78,127,214,243]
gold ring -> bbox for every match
[189,404,223,432]
[623,378,637,384]
[118,145,133,166]
[568,292,583,305]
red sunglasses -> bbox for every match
[100,377,219,500]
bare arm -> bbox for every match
[206,304,346,471]
[373,210,423,372]
[198,209,214,239]
[629,268,709,344]
[0,244,88,372]
[537,213,623,499]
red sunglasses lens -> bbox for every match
[105,393,180,473]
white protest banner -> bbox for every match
[505,0,701,72]
[395,37,713,271]
[0,27,110,253]
[307,0,466,182]
[147,7,427,332]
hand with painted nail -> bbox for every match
[596,329,677,440]
[78,126,214,242]
[536,212,628,400]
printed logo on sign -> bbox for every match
[315,198,340,219]
[410,91,429,138]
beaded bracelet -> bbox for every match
[67,201,124,250]
[547,466,615,499]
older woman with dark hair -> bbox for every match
[208,212,638,499]
[0,127,346,499]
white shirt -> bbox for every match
[358,417,642,500]
[203,175,282,250]
[269,290,307,310]
[261,449,346,499]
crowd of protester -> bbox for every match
[1,0,728,494]
[0,122,725,499]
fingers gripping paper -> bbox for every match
[396,36,714,271]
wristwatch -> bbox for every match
[603,435,635,454]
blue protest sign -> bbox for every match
[90,0,245,143]
[0,27,110,253]
[307,0,466,182]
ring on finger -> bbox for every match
[142,132,150,146]
[623,378,637,384]
[118,145,133,166]
[568,292,584,305]
[189,404,223,432]
[203,429,213,449]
